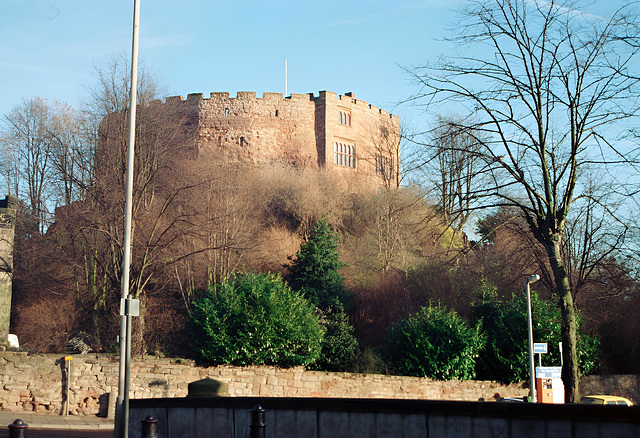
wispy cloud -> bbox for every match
[0,60,85,78]
[326,0,458,27]
[526,0,611,22]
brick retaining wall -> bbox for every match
[0,352,635,417]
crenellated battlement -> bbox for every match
[147,91,398,121]
[106,90,400,187]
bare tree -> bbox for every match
[409,0,640,401]
[174,159,261,289]
[0,134,19,202]
[82,53,166,128]
[2,97,56,233]
[77,52,168,197]
[561,179,629,305]
[40,55,195,352]
[48,103,92,205]
[368,118,402,190]
[2,98,91,231]
[412,116,495,253]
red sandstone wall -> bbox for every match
[143,91,400,188]
[193,92,319,169]
[0,353,526,417]
[319,91,400,186]
[0,353,636,418]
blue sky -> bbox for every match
[0,0,458,125]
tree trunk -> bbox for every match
[546,238,580,403]
[135,294,146,356]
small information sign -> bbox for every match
[534,342,548,354]
[535,366,562,378]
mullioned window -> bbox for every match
[334,142,355,168]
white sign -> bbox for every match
[120,298,140,316]
[536,366,562,378]
[534,343,548,354]
[7,334,19,348]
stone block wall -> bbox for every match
[0,196,16,343]
[0,352,526,417]
[130,91,401,189]
[318,91,401,187]
[0,352,635,418]
[581,374,639,402]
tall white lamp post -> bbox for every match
[115,1,141,437]
[526,274,540,402]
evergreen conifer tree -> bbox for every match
[288,216,349,310]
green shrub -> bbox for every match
[310,305,360,372]
[471,280,600,382]
[288,216,350,310]
[188,272,324,367]
[384,305,485,380]
[353,348,389,375]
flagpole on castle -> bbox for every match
[115,0,141,437]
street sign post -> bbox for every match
[534,342,547,368]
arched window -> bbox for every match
[339,111,351,126]
[334,142,355,168]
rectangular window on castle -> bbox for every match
[334,142,355,168]
[339,111,351,126]
[376,153,393,178]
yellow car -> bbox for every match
[580,395,634,406]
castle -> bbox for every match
[136,90,402,187]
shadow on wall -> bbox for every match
[98,393,110,418]
[54,356,68,416]
[149,379,170,398]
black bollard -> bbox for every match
[141,415,159,438]
[249,404,265,438]
[8,419,28,438]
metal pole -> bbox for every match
[66,359,70,416]
[249,404,266,438]
[526,274,540,403]
[538,353,542,368]
[116,0,141,437]
[124,306,133,437]
[8,419,28,438]
[141,416,158,438]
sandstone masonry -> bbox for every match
[0,352,636,418]
[145,91,401,187]
[0,353,526,417]
[0,197,16,343]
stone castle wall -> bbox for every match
[0,352,636,418]
[189,91,319,169]
[141,91,401,187]
[0,197,16,343]
[0,353,527,417]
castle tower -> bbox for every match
[315,91,401,188]
[100,90,401,189]
[0,196,17,343]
